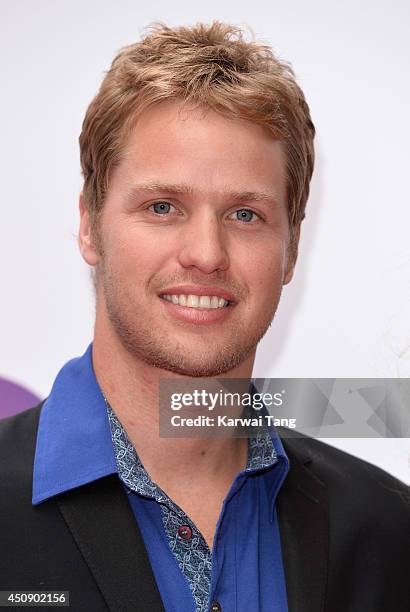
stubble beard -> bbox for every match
[99,262,282,378]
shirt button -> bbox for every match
[177,525,192,540]
[210,602,222,612]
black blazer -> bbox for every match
[0,403,409,612]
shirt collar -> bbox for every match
[107,389,289,523]
[32,343,117,505]
[32,344,289,517]
[261,420,290,522]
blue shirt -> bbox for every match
[32,344,290,612]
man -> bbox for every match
[0,21,408,612]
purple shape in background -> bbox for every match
[0,377,42,419]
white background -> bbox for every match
[0,0,409,484]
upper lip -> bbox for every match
[159,285,237,303]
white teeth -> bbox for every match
[161,294,229,309]
[199,296,211,308]
[187,295,199,307]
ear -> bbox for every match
[283,224,301,285]
[78,192,100,266]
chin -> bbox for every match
[137,348,249,377]
[105,291,275,377]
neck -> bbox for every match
[92,314,256,491]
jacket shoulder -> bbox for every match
[0,401,44,442]
[0,402,44,485]
[281,429,409,519]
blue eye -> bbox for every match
[150,201,174,214]
[234,209,257,222]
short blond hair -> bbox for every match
[79,21,315,248]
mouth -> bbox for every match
[157,288,237,325]
[159,293,233,309]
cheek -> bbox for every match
[239,238,288,294]
[104,223,168,274]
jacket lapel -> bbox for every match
[56,475,164,612]
[277,435,329,612]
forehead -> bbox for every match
[112,100,287,204]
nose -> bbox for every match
[177,209,229,274]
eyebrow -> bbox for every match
[123,181,280,205]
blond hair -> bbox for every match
[79,21,315,249]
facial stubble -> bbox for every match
[98,257,283,377]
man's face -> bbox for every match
[80,100,297,376]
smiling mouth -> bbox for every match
[159,294,233,309]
